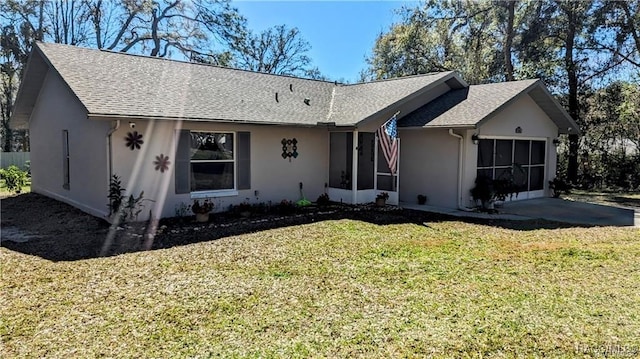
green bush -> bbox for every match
[0,165,29,193]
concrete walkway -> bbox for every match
[401,197,640,227]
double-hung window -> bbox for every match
[190,132,235,192]
[175,130,250,195]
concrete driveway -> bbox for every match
[501,197,639,227]
[402,197,639,227]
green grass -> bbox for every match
[2,220,639,357]
[564,189,640,209]
[0,178,30,196]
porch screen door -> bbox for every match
[375,137,400,204]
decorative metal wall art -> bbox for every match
[281,138,298,160]
[153,154,171,173]
[125,131,144,150]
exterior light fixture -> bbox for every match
[129,121,136,128]
[515,126,522,134]
[471,134,479,145]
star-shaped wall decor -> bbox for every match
[153,154,171,173]
[125,131,144,150]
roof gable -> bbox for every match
[399,80,579,134]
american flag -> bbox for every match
[377,114,398,175]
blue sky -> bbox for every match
[233,1,418,82]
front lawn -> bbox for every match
[563,189,640,209]
[1,217,639,357]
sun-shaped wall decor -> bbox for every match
[153,154,171,173]
[125,131,144,150]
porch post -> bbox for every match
[351,130,359,204]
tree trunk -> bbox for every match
[504,0,516,81]
[564,5,580,184]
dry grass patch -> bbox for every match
[2,219,639,358]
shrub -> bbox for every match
[192,199,214,214]
[0,165,28,193]
[316,193,330,206]
[549,177,571,198]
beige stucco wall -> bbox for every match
[110,120,329,219]
[461,94,559,207]
[29,70,110,217]
[398,128,460,207]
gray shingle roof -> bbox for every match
[399,80,539,128]
[329,72,457,124]
[13,42,578,134]
[398,79,579,134]
[13,42,456,127]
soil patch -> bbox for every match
[1,193,569,261]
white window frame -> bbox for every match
[189,131,238,197]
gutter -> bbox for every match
[447,129,474,211]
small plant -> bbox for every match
[108,175,125,216]
[235,201,252,217]
[493,178,519,202]
[375,192,389,207]
[278,199,296,215]
[108,174,153,222]
[122,192,150,222]
[0,165,28,193]
[549,177,571,198]
[174,202,191,218]
[316,193,330,206]
[471,176,495,210]
[191,199,214,214]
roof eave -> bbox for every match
[10,42,91,129]
[88,113,350,128]
[9,45,47,129]
[528,83,581,135]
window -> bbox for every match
[62,130,70,190]
[175,130,250,195]
[190,132,235,192]
[477,139,546,193]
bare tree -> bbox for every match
[230,24,319,77]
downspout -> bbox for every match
[107,120,120,182]
[448,129,472,211]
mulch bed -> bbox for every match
[1,192,565,261]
